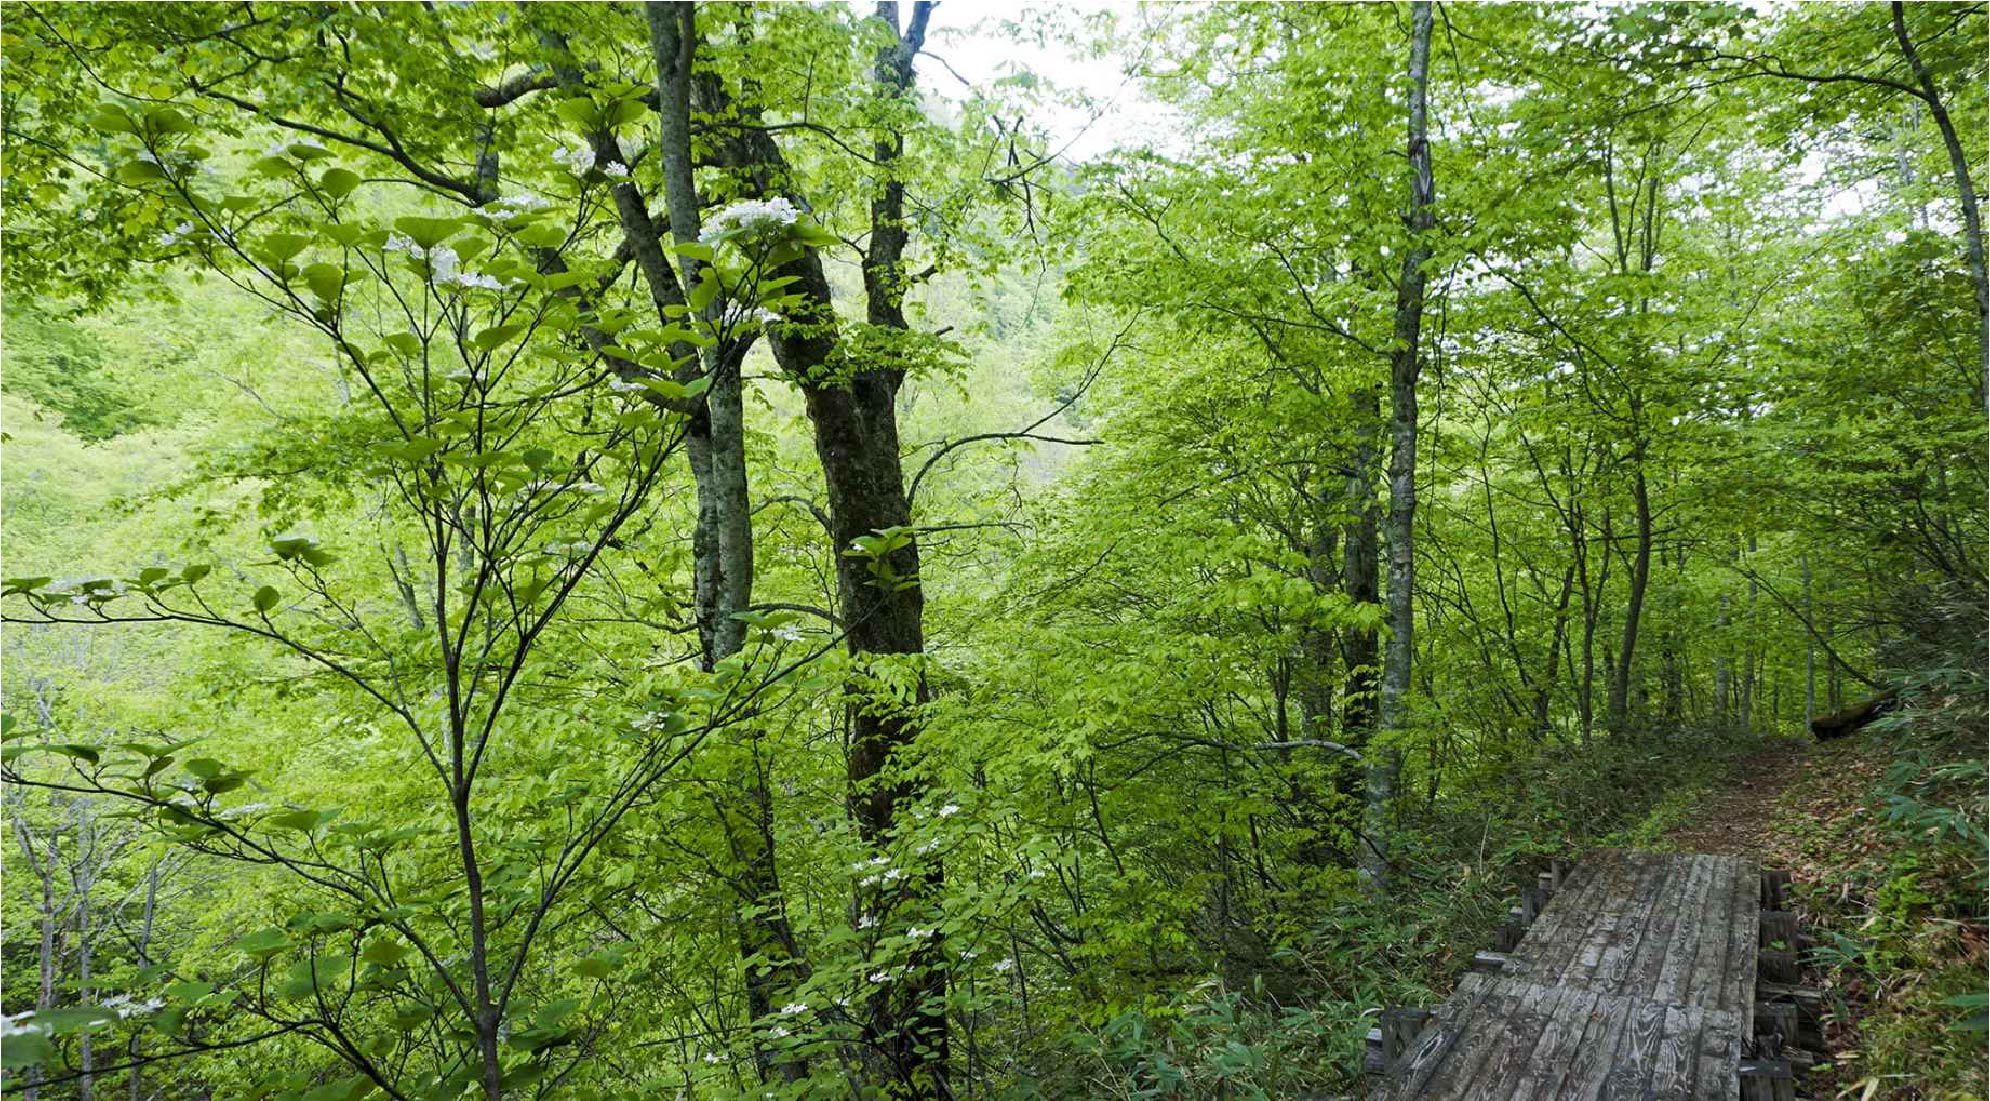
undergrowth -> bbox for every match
[1024,723,1773,1099]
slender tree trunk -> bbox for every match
[1608,454,1652,730]
[732,4,945,1092]
[1803,553,1816,730]
[1714,538,1732,721]
[129,860,159,1101]
[1739,535,1759,732]
[641,9,804,1079]
[1340,387,1381,770]
[1892,1,1988,374]
[75,807,95,1101]
[1293,514,1346,867]
[1364,0,1436,893]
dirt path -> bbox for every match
[1661,738,1818,857]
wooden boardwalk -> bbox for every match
[1374,850,1773,1100]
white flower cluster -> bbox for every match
[487,194,552,220]
[905,927,932,941]
[779,1003,809,1016]
[101,994,166,1019]
[552,142,596,175]
[386,235,505,291]
[607,377,649,394]
[772,623,803,642]
[631,711,676,733]
[160,221,197,247]
[859,865,905,889]
[700,196,800,244]
[992,958,1015,974]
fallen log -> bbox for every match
[1811,691,1899,741]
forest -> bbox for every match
[0,2,1984,1099]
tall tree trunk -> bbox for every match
[640,9,803,1080]
[728,4,946,1092]
[1739,535,1759,732]
[1803,552,1817,730]
[1607,452,1652,730]
[1714,541,1733,721]
[128,860,159,1101]
[1340,387,1381,777]
[1364,0,1436,893]
[1892,1,1988,374]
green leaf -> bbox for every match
[361,935,410,967]
[319,167,361,199]
[256,233,312,264]
[89,105,138,134]
[166,980,216,1003]
[50,743,102,766]
[235,927,295,960]
[392,216,463,249]
[253,585,281,612]
[116,160,167,185]
[303,262,348,305]
[267,808,326,833]
[0,1029,52,1069]
[672,241,715,263]
[687,269,720,312]
[472,323,525,351]
[180,564,212,583]
[555,98,602,129]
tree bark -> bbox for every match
[640,5,807,1082]
[1340,386,1381,762]
[1364,0,1435,893]
[1607,452,1652,730]
[722,3,946,1092]
[1891,1,1988,374]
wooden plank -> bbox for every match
[1488,985,1605,1100]
[1722,857,1764,1018]
[1607,844,1687,991]
[1653,854,1719,1005]
[1385,976,1510,1099]
[1598,996,1669,1099]
[1503,852,1611,981]
[1559,851,1651,990]
[1384,852,1758,1099]
[1699,1005,1746,1096]
[1680,855,1732,1004]
[1453,979,1561,1097]
[1544,986,1639,1099]
[1647,1002,1694,1100]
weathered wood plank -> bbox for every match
[1598,996,1669,1098]
[1380,851,1760,1099]
[1695,1005,1745,1100]
[1454,979,1561,1097]
[1490,985,1603,1100]
[1723,856,1764,1018]
[1383,976,1507,1099]
[1653,854,1717,1005]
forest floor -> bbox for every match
[1661,732,1987,1101]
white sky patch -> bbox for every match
[919,1,1186,162]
